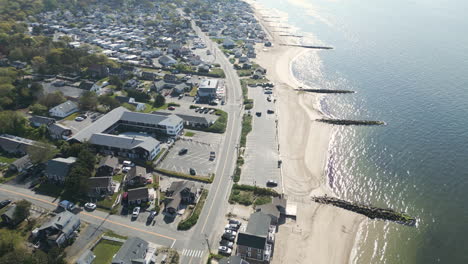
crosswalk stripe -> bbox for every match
[180,249,204,258]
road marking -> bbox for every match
[181,249,204,258]
[0,186,176,242]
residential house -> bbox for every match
[164,181,197,214]
[223,38,236,49]
[48,123,72,139]
[97,155,119,176]
[49,101,79,118]
[255,197,286,226]
[88,177,113,197]
[8,155,33,173]
[34,211,81,247]
[126,166,150,186]
[237,212,274,263]
[124,78,140,90]
[141,71,157,81]
[45,157,77,183]
[87,64,109,79]
[111,237,149,264]
[1,205,18,225]
[109,67,126,79]
[29,116,56,127]
[159,55,177,67]
[115,96,146,112]
[125,187,150,205]
[0,134,38,155]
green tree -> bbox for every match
[98,95,120,110]
[13,199,31,224]
[30,103,47,115]
[39,91,65,108]
[79,91,98,111]
[29,82,44,99]
[27,141,58,164]
[154,94,165,108]
[109,75,123,89]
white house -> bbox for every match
[49,101,79,118]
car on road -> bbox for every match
[218,246,232,255]
[256,112,262,117]
[224,229,237,236]
[267,109,275,114]
[229,219,242,227]
[222,233,236,241]
[266,180,278,187]
[84,203,96,211]
[189,168,196,175]
[132,207,140,218]
[209,151,216,161]
[179,148,188,155]
[0,199,11,209]
[168,106,176,110]
[123,160,135,167]
[219,239,234,249]
[122,166,132,173]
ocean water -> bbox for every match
[255,0,468,263]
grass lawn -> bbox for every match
[92,240,123,264]
[64,112,80,121]
[189,86,198,97]
[142,103,168,113]
[240,114,253,148]
[112,173,124,183]
[0,156,17,164]
[96,190,121,210]
[184,131,195,137]
[104,230,127,240]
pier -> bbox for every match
[312,196,416,226]
[295,88,355,94]
[316,118,385,126]
[280,44,333,50]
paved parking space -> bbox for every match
[240,86,282,190]
[157,140,218,177]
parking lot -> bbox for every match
[157,138,220,177]
[60,112,102,134]
[241,86,282,190]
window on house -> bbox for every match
[247,251,251,257]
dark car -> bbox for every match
[179,148,188,155]
[229,219,242,227]
[190,168,196,175]
[256,112,262,117]
[0,200,11,209]
[222,233,236,242]
[220,239,234,249]
[267,109,275,114]
[266,180,278,187]
[147,210,157,223]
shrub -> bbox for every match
[154,168,213,183]
[168,102,180,107]
[177,190,208,230]
[240,114,253,148]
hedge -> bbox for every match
[177,189,208,230]
[154,168,213,183]
[233,184,279,197]
[197,109,228,134]
[240,114,252,148]
[233,166,241,183]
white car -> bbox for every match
[224,229,237,236]
[123,160,135,167]
[122,166,132,173]
[132,207,140,218]
[75,116,84,122]
[84,203,96,210]
[218,246,232,255]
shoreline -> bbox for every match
[245,1,365,263]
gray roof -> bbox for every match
[153,112,210,126]
[127,187,149,201]
[1,205,17,220]
[48,123,71,135]
[219,256,250,264]
[237,212,271,249]
[111,237,148,264]
[46,157,77,179]
[10,155,32,171]
[127,166,148,181]
[29,116,56,126]
[120,111,167,125]
[88,177,112,188]
[39,211,80,236]
[76,249,95,264]
[98,155,119,169]
[51,100,78,113]
[0,134,37,154]
[89,133,160,153]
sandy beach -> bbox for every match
[245,1,365,263]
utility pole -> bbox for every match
[204,233,212,254]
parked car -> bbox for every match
[0,200,11,209]
[84,203,96,211]
[225,224,239,231]
[203,108,210,114]
[189,168,196,175]
[123,160,135,167]
[256,112,262,117]
[132,207,140,218]
[267,96,272,102]
[229,219,242,227]
[267,109,275,114]
[179,148,188,155]
[220,239,234,249]
[218,246,232,255]
[222,233,236,241]
[147,210,157,222]
[209,151,216,161]
[264,90,273,94]
[168,106,176,110]
[75,116,84,122]
[122,166,132,173]
[267,180,278,187]
[224,229,237,236]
